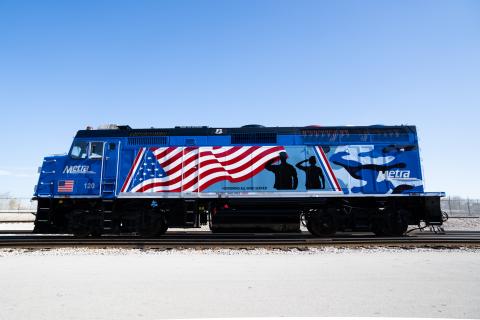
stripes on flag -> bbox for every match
[58,180,74,193]
[121,146,285,193]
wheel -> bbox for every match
[387,209,409,236]
[90,227,103,238]
[67,210,90,237]
[307,208,337,237]
[373,209,408,236]
[141,214,168,237]
[372,222,386,236]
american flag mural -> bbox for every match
[121,146,285,193]
[58,180,74,192]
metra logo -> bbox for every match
[63,165,95,174]
[384,170,411,180]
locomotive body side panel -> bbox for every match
[117,144,424,197]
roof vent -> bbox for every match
[128,136,169,146]
[231,132,277,144]
[97,124,120,130]
[241,124,265,128]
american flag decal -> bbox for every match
[121,146,285,193]
[58,180,74,192]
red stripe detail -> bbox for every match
[198,147,283,179]
[120,148,144,192]
[198,156,277,191]
[154,147,178,161]
[158,149,184,167]
[318,146,341,191]
[158,147,198,166]
[162,149,199,176]
[135,164,200,192]
[158,146,260,182]
[198,146,260,166]
[200,146,242,158]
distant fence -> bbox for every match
[0,196,478,217]
[441,198,480,217]
[0,198,36,212]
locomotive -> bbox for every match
[33,124,444,237]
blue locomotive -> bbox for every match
[33,124,444,236]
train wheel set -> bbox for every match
[34,196,434,238]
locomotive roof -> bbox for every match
[75,125,417,138]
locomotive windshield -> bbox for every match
[69,141,103,159]
[70,141,88,159]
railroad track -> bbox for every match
[0,231,479,249]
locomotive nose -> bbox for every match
[34,155,67,197]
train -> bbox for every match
[33,124,445,237]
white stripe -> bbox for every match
[201,146,236,154]
[151,146,170,156]
[154,147,183,164]
[316,146,339,191]
[123,148,146,192]
[161,148,199,171]
[202,146,250,160]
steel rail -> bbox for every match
[0,231,479,249]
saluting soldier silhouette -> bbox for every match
[265,152,298,190]
[295,156,325,189]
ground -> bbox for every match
[1,214,479,319]
[0,248,479,319]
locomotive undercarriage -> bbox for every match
[33,196,442,237]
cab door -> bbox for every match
[102,141,120,197]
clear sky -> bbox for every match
[0,0,479,198]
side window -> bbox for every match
[70,141,88,159]
[89,142,104,159]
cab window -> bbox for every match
[89,142,104,159]
[70,141,88,159]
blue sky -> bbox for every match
[0,0,479,198]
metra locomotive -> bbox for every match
[33,125,444,237]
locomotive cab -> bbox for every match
[36,139,120,198]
